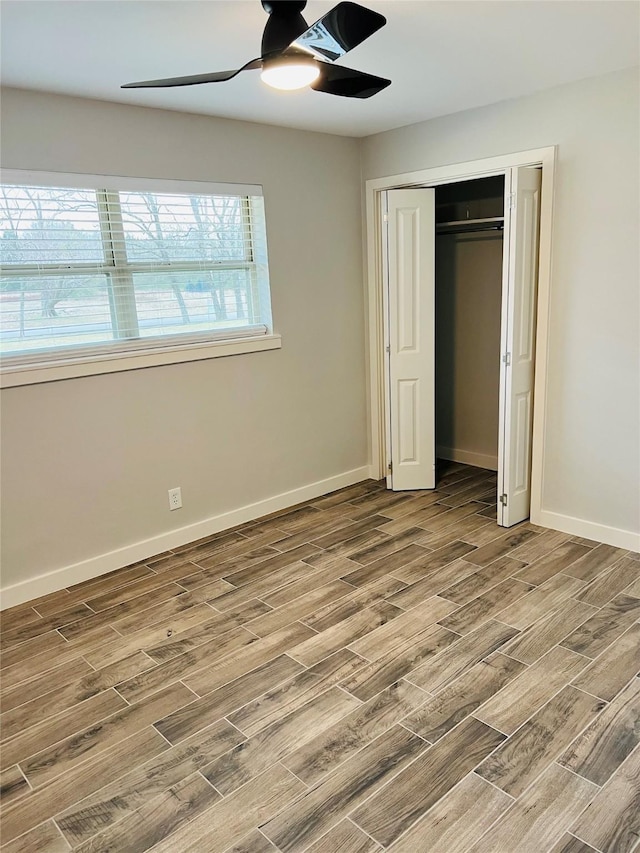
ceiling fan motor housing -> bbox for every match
[261,1,309,56]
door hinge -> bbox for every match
[502,352,511,366]
[383,213,389,223]
[499,493,508,507]
[387,461,393,474]
[507,192,516,210]
[385,344,391,354]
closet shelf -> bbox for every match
[436,215,504,236]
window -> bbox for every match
[0,172,278,385]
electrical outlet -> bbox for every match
[168,487,182,511]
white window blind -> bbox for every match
[0,177,272,364]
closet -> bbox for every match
[382,166,541,526]
[434,176,505,473]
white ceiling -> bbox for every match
[1,1,638,137]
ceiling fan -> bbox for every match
[122,1,390,98]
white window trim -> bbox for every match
[0,332,282,387]
[0,169,281,387]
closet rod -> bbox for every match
[436,216,504,227]
[436,223,503,235]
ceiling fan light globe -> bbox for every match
[260,60,320,91]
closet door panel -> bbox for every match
[499,167,541,525]
[385,189,436,491]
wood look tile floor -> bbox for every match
[1,462,639,853]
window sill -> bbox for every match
[0,334,282,388]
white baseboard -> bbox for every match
[0,465,371,610]
[533,508,640,552]
[437,446,498,471]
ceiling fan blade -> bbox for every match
[311,62,390,98]
[292,2,386,62]
[122,58,262,88]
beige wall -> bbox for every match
[362,68,640,539]
[0,89,367,592]
[436,232,503,468]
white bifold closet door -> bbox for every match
[498,166,542,526]
[383,189,436,491]
[384,170,542,523]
